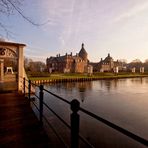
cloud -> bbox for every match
[25,54,46,62]
[25,50,52,62]
[114,1,148,23]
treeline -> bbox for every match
[24,57,46,72]
[126,59,148,72]
[24,57,148,73]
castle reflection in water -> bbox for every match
[45,77,145,103]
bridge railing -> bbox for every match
[22,77,148,148]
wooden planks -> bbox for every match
[0,93,51,148]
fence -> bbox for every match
[22,77,148,148]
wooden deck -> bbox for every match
[0,92,51,148]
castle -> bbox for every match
[90,53,124,72]
[46,43,93,73]
[46,44,124,73]
[98,53,124,72]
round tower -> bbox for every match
[79,43,88,61]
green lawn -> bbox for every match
[28,72,148,81]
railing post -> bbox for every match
[70,99,80,148]
[28,80,31,101]
[23,77,25,95]
[39,85,44,125]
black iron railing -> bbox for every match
[22,77,148,148]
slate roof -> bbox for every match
[79,43,88,57]
[103,53,113,62]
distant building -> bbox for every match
[99,53,114,72]
[140,67,144,73]
[91,53,124,72]
[46,43,92,73]
[131,67,136,73]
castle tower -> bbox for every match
[79,43,88,61]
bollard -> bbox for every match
[28,80,31,101]
[23,77,25,95]
[39,85,44,125]
[70,99,80,148]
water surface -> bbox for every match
[35,78,148,147]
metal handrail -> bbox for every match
[79,107,148,146]
[31,101,40,112]
[79,134,95,148]
[43,101,71,129]
[43,101,94,148]
[21,77,148,147]
[43,88,71,105]
[43,115,69,148]
[22,78,94,147]
[34,93,40,100]
[43,84,148,146]
[31,82,40,87]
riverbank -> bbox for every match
[28,73,148,84]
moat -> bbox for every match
[34,77,148,147]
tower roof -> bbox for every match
[79,43,87,57]
[104,53,113,62]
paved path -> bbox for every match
[0,92,51,148]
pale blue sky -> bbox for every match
[1,0,148,63]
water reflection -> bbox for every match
[100,79,119,91]
[48,79,123,94]
[45,78,148,103]
[43,77,148,147]
[130,77,144,84]
[45,81,92,102]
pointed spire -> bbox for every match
[82,43,84,48]
[79,43,87,60]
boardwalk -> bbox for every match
[0,92,50,148]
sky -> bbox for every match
[1,0,148,63]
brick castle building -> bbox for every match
[46,43,92,73]
[91,53,124,72]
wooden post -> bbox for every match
[28,80,31,101]
[23,77,25,95]
[39,85,44,125]
[70,99,80,148]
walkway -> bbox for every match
[0,92,50,148]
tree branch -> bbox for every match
[0,0,50,38]
[6,0,50,26]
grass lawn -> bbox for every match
[28,72,148,81]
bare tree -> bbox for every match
[4,57,17,71]
[143,59,148,71]
[29,61,46,72]
[118,59,127,64]
[131,59,142,63]
[145,59,148,63]
[127,58,143,71]
[0,0,22,37]
[24,57,33,71]
[24,57,46,72]
[0,0,49,38]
